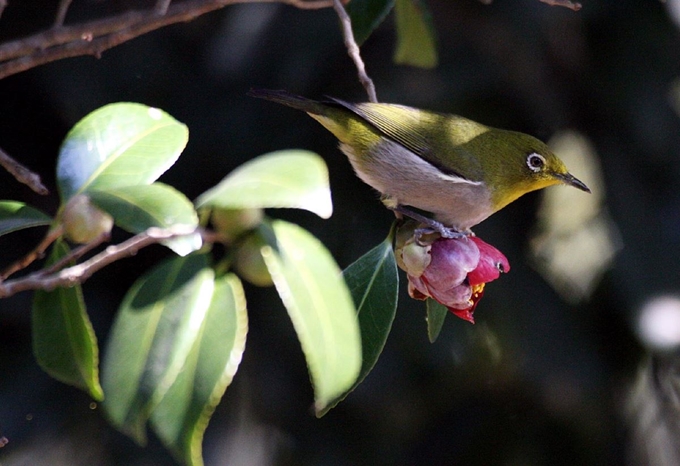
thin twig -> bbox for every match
[280,0,334,9]
[154,0,173,15]
[331,0,377,102]
[54,0,74,28]
[0,226,63,281]
[0,0,7,21]
[0,0,334,80]
[37,231,111,277]
[0,147,49,195]
[0,225,221,298]
[539,0,582,11]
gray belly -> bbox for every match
[339,140,494,231]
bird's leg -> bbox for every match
[391,205,467,240]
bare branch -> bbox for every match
[0,0,334,80]
[0,1,7,21]
[332,0,377,102]
[54,0,74,28]
[0,146,49,195]
[539,0,582,11]
[0,225,223,299]
[1,226,63,281]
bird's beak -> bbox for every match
[553,172,591,193]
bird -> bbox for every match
[248,89,590,236]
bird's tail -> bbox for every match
[247,88,326,115]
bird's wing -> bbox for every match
[329,98,484,182]
[330,98,431,156]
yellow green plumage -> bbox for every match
[249,89,589,232]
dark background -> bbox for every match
[1,0,680,464]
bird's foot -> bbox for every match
[414,225,467,240]
[391,205,468,242]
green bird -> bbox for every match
[249,89,590,236]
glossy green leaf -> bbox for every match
[32,239,103,400]
[102,254,214,444]
[346,0,395,45]
[260,220,361,413]
[195,150,332,219]
[426,298,448,343]
[57,103,188,202]
[393,0,438,69]
[0,201,51,236]
[88,183,201,256]
[151,273,248,466]
[319,239,399,416]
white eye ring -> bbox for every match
[526,153,546,173]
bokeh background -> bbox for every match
[1,0,680,464]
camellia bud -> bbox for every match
[234,233,273,287]
[395,221,510,324]
[394,220,436,276]
[211,208,263,243]
[61,194,114,244]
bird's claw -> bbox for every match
[414,225,467,245]
[391,205,468,244]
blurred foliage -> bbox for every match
[1,0,680,465]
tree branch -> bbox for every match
[0,0,334,80]
[0,225,224,298]
[332,0,377,102]
[0,146,49,195]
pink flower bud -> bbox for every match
[396,228,510,324]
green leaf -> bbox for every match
[260,220,361,413]
[57,103,188,202]
[0,201,51,237]
[346,0,395,45]
[318,238,399,416]
[195,150,332,219]
[32,239,103,400]
[393,0,438,69]
[88,183,201,256]
[102,254,214,444]
[426,298,448,343]
[151,273,248,466]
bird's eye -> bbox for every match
[526,153,546,173]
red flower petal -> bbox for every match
[447,283,486,324]
[467,237,510,286]
[450,307,475,324]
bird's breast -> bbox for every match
[339,139,494,231]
